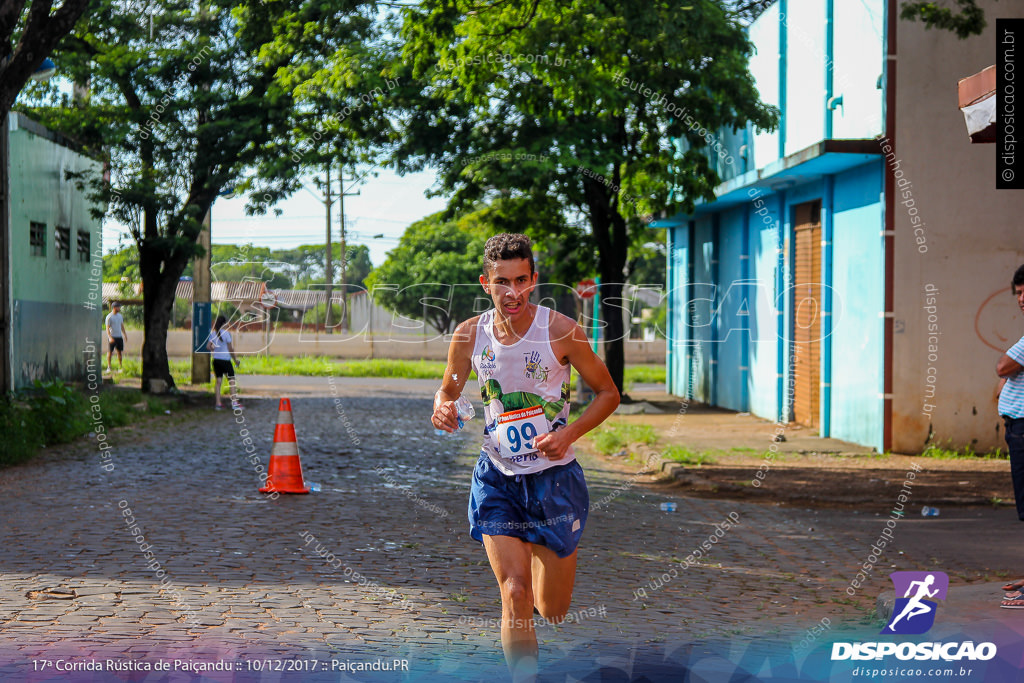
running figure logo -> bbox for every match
[881,571,949,635]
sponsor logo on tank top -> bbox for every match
[523,350,548,382]
[479,345,497,376]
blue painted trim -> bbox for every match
[778,0,788,160]
[711,214,720,407]
[821,177,834,435]
[777,191,788,423]
[825,0,835,138]
[666,227,675,396]
[741,206,751,412]
[687,222,697,402]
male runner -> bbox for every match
[431,233,619,680]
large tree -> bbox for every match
[900,0,990,39]
[389,0,776,396]
[366,196,579,335]
[365,210,489,335]
[0,0,92,119]
[27,0,376,391]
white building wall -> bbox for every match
[891,0,1024,453]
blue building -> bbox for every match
[655,0,1022,454]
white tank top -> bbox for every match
[472,305,573,475]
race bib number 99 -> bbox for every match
[495,406,549,460]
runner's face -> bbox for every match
[1015,284,1024,313]
[481,258,536,321]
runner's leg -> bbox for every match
[482,534,538,682]
[531,545,577,623]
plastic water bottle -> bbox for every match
[921,505,940,517]
[435,396,475,436]
[660,502,677,512]
[308,482,322,493]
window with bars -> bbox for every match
[30,222,46,257]
[55,226,71,260]
[77,230,91,263]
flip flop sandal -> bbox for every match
[1006,590,1024,600]
[1002,579,1024,591]
[1001,598,1024,609]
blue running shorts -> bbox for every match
[468,452,589,558]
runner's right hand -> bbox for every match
[431,395,459,433]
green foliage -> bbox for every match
[900,0,988,39]
[0,382,178,468]
[103,244,141,283]
[663,445,713,467]
[306,302,344,327]
[628,232,668,288]
[24,0,380,388]
[117,355,660,384]
[22,380,91,446]
[590,423,658,455]
[389,0,776,391]
[366,211,491,333]
[623,364,666,385]
[920,442,1007,460]
[0,398,44,466]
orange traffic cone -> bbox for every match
[260,398,310,494]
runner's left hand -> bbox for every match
[532,430,572,460]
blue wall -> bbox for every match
[828,161,885,449]
[748,192,784,419]
[715,206,748,411]
[665,160,884,449]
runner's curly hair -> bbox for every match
[483,233,534,277]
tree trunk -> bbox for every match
[139,242,177,392]
[583,177,630,398]
[598,277,626,397]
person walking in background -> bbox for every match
[105,301,127,373]
[997,265,1024,608]
[207,315,242,410]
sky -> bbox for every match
[101,167,448,268]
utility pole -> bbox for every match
[337,166,365,333]
[323,164,332,333]
[191,209,211,384]
[191,4,211,383]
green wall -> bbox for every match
[7,114,103,387]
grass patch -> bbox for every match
[0,381,185,468]
[623,365,666,385]
[920,442,1008,460]
[589,422,657,455]
[663,445,714,466]
[131,356,667,386]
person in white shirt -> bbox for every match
[206,315,241,410]
[105,302,127,373]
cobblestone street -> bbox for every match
[0,378,1018,681]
